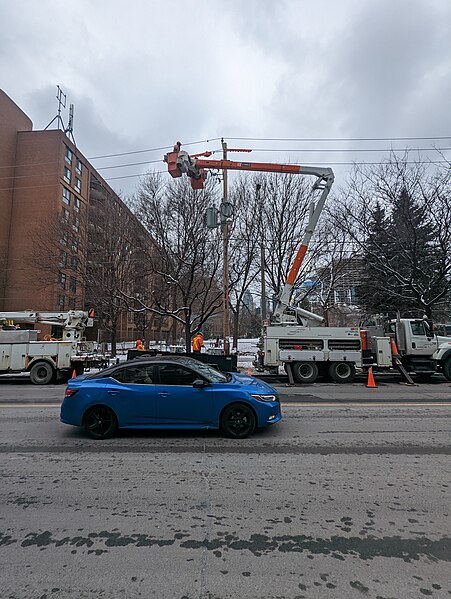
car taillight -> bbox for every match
[65,388,78,397]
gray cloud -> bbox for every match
[1,0,449,195]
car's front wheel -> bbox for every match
[84,406,118,440]
[221,403,256,439]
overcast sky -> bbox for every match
[1,0,450,196]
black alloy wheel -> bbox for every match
[221,403,256,439]
[84,406,118,440]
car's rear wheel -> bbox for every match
[221,403,256,439]
[84,406,117,440]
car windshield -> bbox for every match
[188,361,229,383]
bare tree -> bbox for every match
[86,181,148,355]
[334,154,451,319]
[129,174,223,349]
[227,175,262,348]
[28,178,146,355]
[300,209,362,325]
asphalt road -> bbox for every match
[1,398,450,598]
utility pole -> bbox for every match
[221,138,230,355]
[256,183,267,322]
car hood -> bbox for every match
[229,372,278,394]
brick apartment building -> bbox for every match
[0,89,169,344]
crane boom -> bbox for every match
[164,143,334,324]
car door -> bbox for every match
[408,320,438,356]
[154,363,213,425]
[105,363,157,426]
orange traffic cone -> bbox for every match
[390,337,399,356]
[247,367,252,376]
[366,367,377,388]
[71,369,77,378]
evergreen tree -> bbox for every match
[358,202,394,313]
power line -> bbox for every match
[242,147,451,153]
[0,138,220,170]
[88,138,222,160]
[225,135,451,142]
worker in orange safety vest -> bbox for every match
[135,339,145,350]
[192,332,204,353]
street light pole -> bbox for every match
[222,138,230,355]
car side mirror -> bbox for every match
[193,379,208,388]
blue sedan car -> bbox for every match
[61,356,282,440]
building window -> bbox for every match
[74,197,80,212]
[62,187,71,205]
[74,177,81,193]
[72,215,79,232]
[75,158,82,175]
[65,145,73,164]
[58,272,67,289]
[71,238,78,253]
[61,208,69,223]
[67,297,75,310]
[69,276,77,293]
[71,255,78,270]
[64,166,71,184]
[60,251,67,268]
[57,294,65,310]
[61,232,68,246]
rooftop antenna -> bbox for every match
[44,85,67,131]
[64,103,76,146]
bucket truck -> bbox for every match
[0,310,108,384]
[164,143,451,383]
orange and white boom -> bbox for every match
[164,143,334,324]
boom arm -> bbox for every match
[272,169,334,324]
[0,310,93,343]
[164,143,334,325]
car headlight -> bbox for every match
[251,393,278,402]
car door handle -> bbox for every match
[108,391,120,396]
[158,392,169,397]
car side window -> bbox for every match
[156,364,199,386]
[111,365,154,384]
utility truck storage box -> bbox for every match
[374,337,392,368]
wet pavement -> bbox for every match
[0,403,450,598]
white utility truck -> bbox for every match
[253,167,451,383]
[0,310,107,384]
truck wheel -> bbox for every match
[292,362,319,384]
[30,361,55,385]
[328,362,356,383]
[443,358,451,382]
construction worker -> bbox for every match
[192,332,204,353]
[135,339,145,350]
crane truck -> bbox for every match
[0,310,108,384]
[164,143,451,384]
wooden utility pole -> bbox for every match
[256,183,267,321]
[221,138,230,355]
